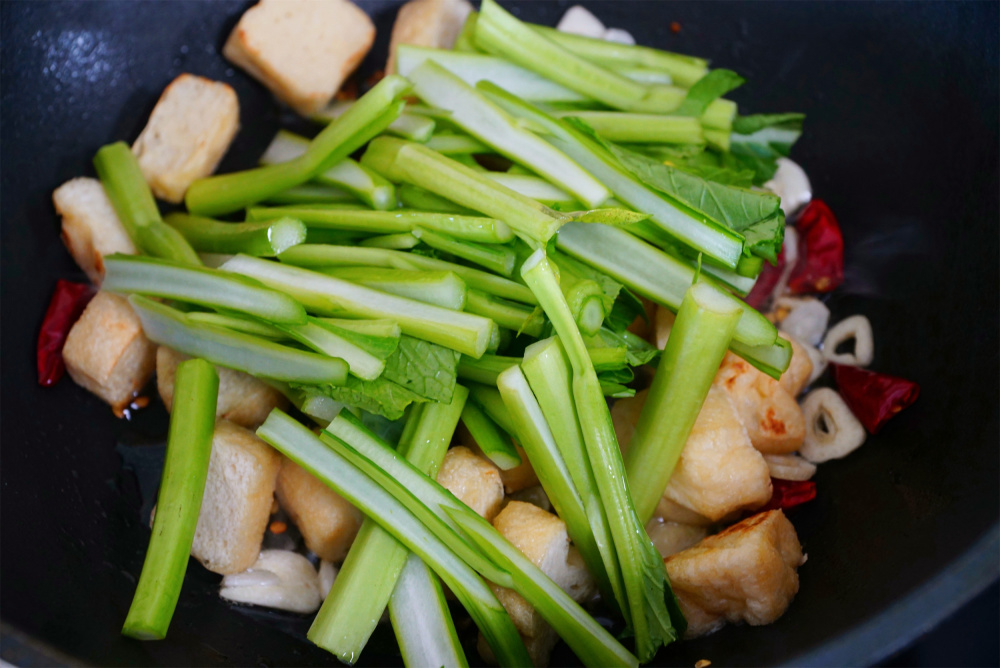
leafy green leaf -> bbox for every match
[600,142,784,262]
[604,287,646,333]
[673,69,745,117]
[728,114,805,184]
[296,376,425,421]
[382,335,460,403]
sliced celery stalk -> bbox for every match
[314,99,436,143]
[412,227,515,276]
[165,213,306,257]
[457,353,520,386]
[129,296,348,385]
[465,290,545,337]
[323,267,467,311]
[248,205,513,244]
[102,254,307,324]
[222,254,493,358]
[555,111,704,145]
[279,244,536,305]
[259,130,396,210]
[311,389,468,665]
[397,45,588,103]
[276,318,386,381]
[624,283,741,521]
[407,61,609,207]
[122,359,218,639]
[390,554,469,668]
[257,410,530,668]
[358,232,421,250]
[460,400,521,470]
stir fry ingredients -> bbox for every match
[39,1,923,666]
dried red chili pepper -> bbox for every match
[760,478,817,512]
[37,280,94,387]
[744,246,786,309]
[832,363,920,434]
[787,199,844,294]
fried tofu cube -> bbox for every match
[616,386,772,523]
[665,510,805,638]
[223,0,375,117]
[156,347,288,430]
[435,446,505,521]
[275,458,363,562]
[131,74,239,203]
[192,420,283,575]
[662,386,773,522]
[386,0,473,74]
[459,422,539,494]
[778,335,813,397]
[478,501,596,667]
[645,518,709,559]
[62,291,156,411]
[714,351,806,454]
[52,178,137,283]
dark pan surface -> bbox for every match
[2,2,997,666]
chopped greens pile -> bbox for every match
[114,1,804,665]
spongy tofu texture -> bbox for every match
[52,177,137,283]
[191,420,282,575]
[386,0,473,73]
[479,501,596,667]
[223,0,375,116]
[714,351,806,454]
[62,291,156,410]
[665,509,805,638]
[435,446,505,521]
[275,457,363,562]
[156,347,288,430]
[132,74,239,203]
[616,386,773,523]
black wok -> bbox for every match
[1,2,997,666]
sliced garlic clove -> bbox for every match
[220,549,322,614]
[799,388,866,463]
[822,315,874,366]
[776,296,830,347]
[319,559,339,599]
[762,453,817,481]
[765,158,812,217]
[556,6,606,38]
[603,28,636,45]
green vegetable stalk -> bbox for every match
[624,283,741,521]
[122,359,218,639]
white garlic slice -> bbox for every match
[776,296,830,346]
[801,339,828,385]
[799,388,866,463]
[319,560,339,599]
[556,6,606,38]
[220,550,322,614]
[822,315,874,366]
[762,453,817,481]
[765,158,812,217]
[603,28,636,45]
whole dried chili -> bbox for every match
[37,280,94,386]
[832,363,920,434]
[787,199,844,294]
[760,478,817,512]
[744,246,786,309]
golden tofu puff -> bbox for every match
[458,422,539,494]
[435,446,505,521]
[275,458,364,562]
[52,178,137,284]
[191,420,283,575]
[62,291,157,412]
[223,0,375,116]
[478,502,596,667]
[665,510,805,638]
[614,386,772,523]
[156,347,288,430]
[645,518,709,559]
[778,335,815,397]
[386,0,473,74]
[653,304,676,350]
[714,350,807,454]
[132,74,240,203]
